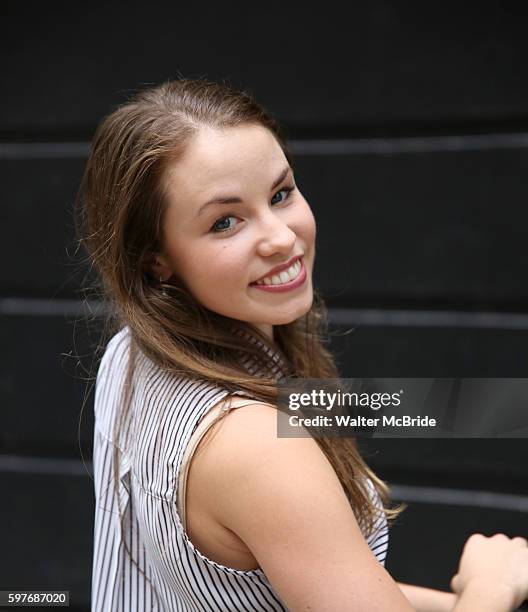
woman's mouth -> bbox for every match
[249,257,307,293]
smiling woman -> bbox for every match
[153,124,316,335]
[76,78,528,611]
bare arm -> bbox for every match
[199,402,528,611]
[204,403,414,611]
[397,582,456,612]
[396,579,521,612]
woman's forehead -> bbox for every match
[164,125,287,210]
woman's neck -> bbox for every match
[251,323,274,343]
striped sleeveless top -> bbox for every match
[91,325,389,611]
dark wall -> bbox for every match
[1,3,528,610]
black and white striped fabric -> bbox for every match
[91,326,389,611]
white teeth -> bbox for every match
[287,260,301,280]
[255,259,302,286]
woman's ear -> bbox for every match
[146,252,174,282]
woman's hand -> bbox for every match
[451,533,528,610]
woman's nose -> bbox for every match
[255,212,297,257]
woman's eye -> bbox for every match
[271,186,294,205]
[211,216,238,233]
[210,186,296,234]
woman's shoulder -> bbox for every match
[193,397,336,465]
[97,325,131,377]
[189,402,399,610]
[96,325,220,396]
[93,326,132,435]
[189,400,341,516]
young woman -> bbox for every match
[78,78,528,611]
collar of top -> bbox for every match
[229,324,289,381]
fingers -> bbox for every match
[464,532,526,547]
[452,532,528,605]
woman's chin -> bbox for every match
[267,301,314,326]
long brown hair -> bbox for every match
[76,78,404,580]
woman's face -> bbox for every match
[155,124,316,341]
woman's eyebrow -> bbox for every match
[196,166,291,218]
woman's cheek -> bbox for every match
[301,203,317,245]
